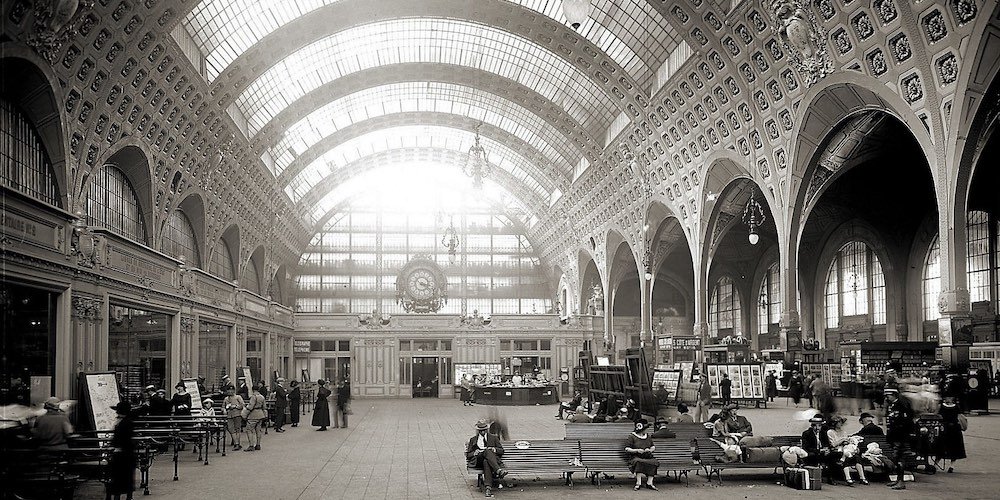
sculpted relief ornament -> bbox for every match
[768,0,833,88]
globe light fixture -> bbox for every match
[742,190,766,245]
[562,0,593,30]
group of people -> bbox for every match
[308,378,351,431]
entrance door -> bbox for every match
[412,357,439,397]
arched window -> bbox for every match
[161,210,200,267]
[710,276,742,339]
[824,241,886,329]
[967,211,993,303]
[86,164,146,242]
[0,98,60,206]
[210,239,235,281]
[245,260,261,294]
[923,236,941,321]
[758,263,780,337]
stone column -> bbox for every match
[70,293,104,395]
[937,288,972,368]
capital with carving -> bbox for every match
[71,294,103,320]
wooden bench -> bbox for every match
[467,439,586,488]
[73,432,167,495]
[0,446,111,499]
[564,423,634,440]
[579,438,698,485]
[694,436,799,484]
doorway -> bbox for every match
[412,357,438,397]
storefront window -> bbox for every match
[0,285,56,405]
[108,305,168,402]
[198,322,229,391]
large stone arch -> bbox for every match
[88,144,155,246]
[0,47,68,209]
[246,246,266,295]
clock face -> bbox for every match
[406,268,437,300]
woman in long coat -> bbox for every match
[624,419,659,490]
[312,379,332,431]
[788,372,804,406]
[107,401,136,500]
[288,380,301,427]
[936,397,966,472]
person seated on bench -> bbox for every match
[716,404,753,440]
[466,419,506,498]
[801,416,836,484]
[171,382,192,416]
[32,397,74,449]
[625,419,659,491]
[651,417,676,438]
[610,406,632,423]
[673,403,694,423]
[827,415,869,486]
[567,406,592,423]
[590,397,610,423]
[855,412,884,436]
[555,390,583,419]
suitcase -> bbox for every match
[784,466,822,490]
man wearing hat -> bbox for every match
[272,377,288,432]
[718,403,753,438]
[883,387,913,490]
[856,412,884,436]
[765,370,778,402]
[801,415,832,467]
[147,386,171,416]
[219,374,234,394]
[236,376,249,400]
[466,419,506,498]
[651,417,676,438]
[32,397,74,449]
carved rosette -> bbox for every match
[767,0,834,87]
[71,294,103,320]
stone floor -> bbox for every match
[77,398,1000,499]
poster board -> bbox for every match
[705,364,765,403]
[79,372,121,432]
[676,361,695,383]
[241,366,254,394]
[652,370,681,401]
[183,378,203,410]
[455,363,503,385]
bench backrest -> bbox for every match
[564,423,634,440]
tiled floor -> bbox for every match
[78,398,1000,499]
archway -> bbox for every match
[579,252,602,316]
[608,231,641,358]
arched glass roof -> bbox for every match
[305,161,538,227]
[180,0,678,92]
[266,81,581,182]
[285,124,551,203]
[234,18,618,137]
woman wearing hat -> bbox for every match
[465,419,505,498]
[107,401,136,500]
[288,380,301,427]
[312,379,332,431]
[624,419,659,490]
[170,382,192,416]
[32,397,73,449]
[936,396,966,473]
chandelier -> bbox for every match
[441,216,460,257]
[463,123,490,188]
[742,189,766,245]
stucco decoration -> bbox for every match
[767,0,834,88]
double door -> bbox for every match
[412,357,438,397]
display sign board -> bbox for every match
[293,340,311,354]
[705,363,765,401]
[671,337,702,350]
[183,378,203,410]
[675,361,695,383]
[596,356,611,366]
[652,370,681,402]
[241,367,254,395]
[79,372,122,432]
[455,363,503,385]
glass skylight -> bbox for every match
[304,162,537,226]
[266,82,581,183]
[234,18,618,140]
[285,124,551,204]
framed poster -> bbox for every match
[750,365,764,398]
[183,378,203,410]
[677,361,695,383]
[707,365,720,396]
[652,370,681,400]
[79,372,121,432]
[728,365,744,399]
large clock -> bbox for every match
[396,255,447,313]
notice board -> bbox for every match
[79,372,122,432]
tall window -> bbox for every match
[709,276,742,339]
[923,211,1000,320]
[210,239,236,281]
[967,211,991,303]
[923,236,941,321]
[0,98,59,206]
[161,210,200,266]
[87,164,146,243]
[824,241,886,329]
[757,263,780,337]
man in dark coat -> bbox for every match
[272,378,288,432]
[884,388,914,490]
[288,380,301,427]
[765,371,778,402]
[801,416,832,467]
[219,375,235,394]
[107,401,136,500]
[148,387,171,416]
[555,390,583,419]
[236,377,249,400]
[466,419,506,498]
[720,373,732,406]
[334,379,351,428]
[855,412,884,436]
